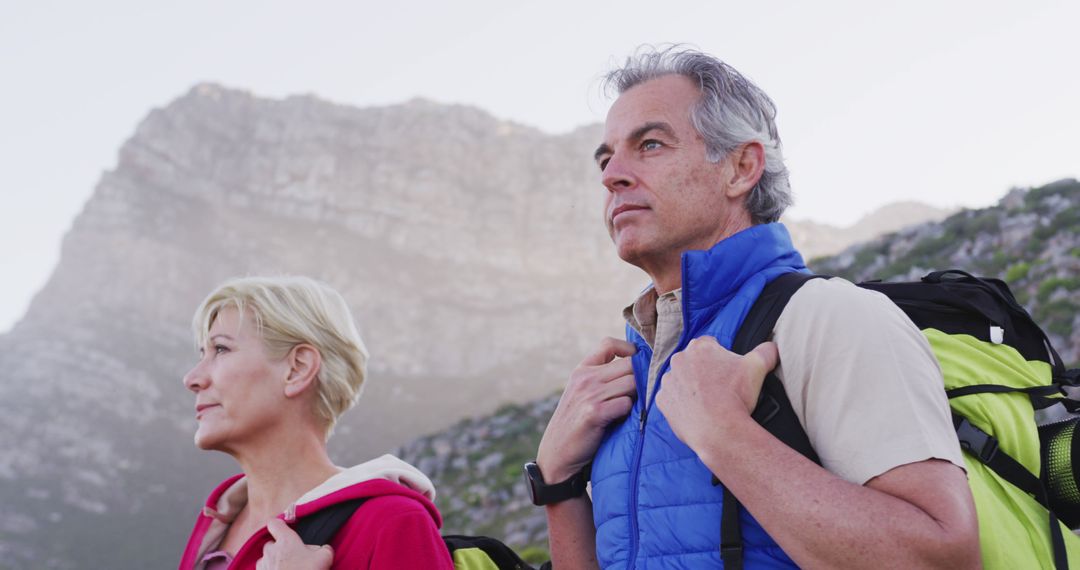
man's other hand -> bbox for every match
[657,337,777,452]
[537,337,637,483]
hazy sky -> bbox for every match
[2,0,1077,333]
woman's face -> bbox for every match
[183,306,289,452]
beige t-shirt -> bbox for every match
[624,277,964,486]
[773,277,964,484]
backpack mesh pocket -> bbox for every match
[1039,417,1080,529]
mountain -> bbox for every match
[784,201,955,260]
[412,180,1080,559]
[0,83,958,568]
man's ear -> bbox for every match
[724,141,765,199]
[283,344,322,399]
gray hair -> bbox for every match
[604,46,792,224]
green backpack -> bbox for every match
[721,270,1080,570]
[293,497,546,570]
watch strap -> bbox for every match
[524,461,591,506]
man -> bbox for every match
[527,47,981,568]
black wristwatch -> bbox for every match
[523,461,591,506]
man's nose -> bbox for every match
[601,154,636,192]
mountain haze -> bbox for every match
[0,84,954,568]
[784,201,954,259]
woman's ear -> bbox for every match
[283,344,321,399]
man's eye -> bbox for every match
[641,139,663,151]
[598,158,610,172]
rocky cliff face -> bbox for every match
[0,83,950,568]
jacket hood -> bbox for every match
[187,455,442,566]
[296,454,436,505]
[202,454,437,519]
[286,454,441,523]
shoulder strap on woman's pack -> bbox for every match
[294,498,366,545]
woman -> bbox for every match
[177,276,454,569]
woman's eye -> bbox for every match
[214,345,229,354]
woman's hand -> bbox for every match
[256,518,334,570]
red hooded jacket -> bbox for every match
[179,456,454,569]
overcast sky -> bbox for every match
[2,0,1077,333]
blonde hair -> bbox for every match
[192,276,368,437]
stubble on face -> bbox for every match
[598,75,736,288]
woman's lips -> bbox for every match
[195,403,220,418]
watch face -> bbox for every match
[524,462,545,505]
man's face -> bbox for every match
[595,74,736,275]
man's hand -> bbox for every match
[537,337,637,482]
[256,518,334,570]
[656,337,777,452]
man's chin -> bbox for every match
[614,242,650,269]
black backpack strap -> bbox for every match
[953,414,1069,569]
[719,486,744,569]
[1060,368,1080,387]
[717,271,824,570]
[442,535,538,570]
[946,383,1063,400]
[297,508,542,570]
[731,271,824,463]
[949,383,1080,415]
[954,415,1044,501]
[293,498,366,546]
[732,272,821,354]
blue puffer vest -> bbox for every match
[591,223,807,569]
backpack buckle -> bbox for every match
[751,393,781,425]
[956,417,999,463]
[720,543,744,568]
